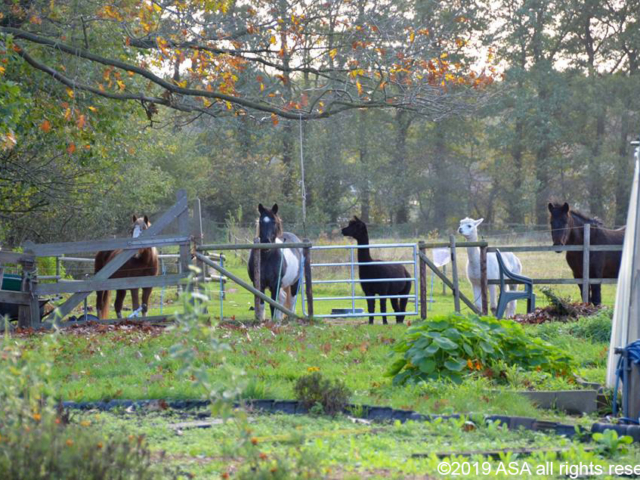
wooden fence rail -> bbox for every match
[419,226,622,318]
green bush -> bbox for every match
[569,310,612,343]
[293,372,351,416]
[0,416,164,480]
[0,331,168,480]
[387,313,576,385]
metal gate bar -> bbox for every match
[304,243,419,318]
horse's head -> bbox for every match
[341,216,367,240]
[458,217,483,240]
[548,202,571,248]
[257,203,282,243]
[131,215,151,238]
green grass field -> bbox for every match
[15,233,627,479]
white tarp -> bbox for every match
[432,248,451,268]
[606,144,640,387]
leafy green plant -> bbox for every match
[293,371,352,416]
[0,325,169,479]
[592,429,633,458]
[387,313,576,385]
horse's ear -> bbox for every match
[354,215,360,222]
[258,203,265,213]
[562,202,570,214]
[548,202,554,213]
[132,214,137,223]
[144,215,150,225]
[272,203,278,214]
[475,218,484,227]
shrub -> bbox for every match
[569,310,612,343]
[293,372,351,416]
[387,313,576,385]
[0,330,168,480]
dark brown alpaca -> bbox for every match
[341,216,412,324]
[548,202,624,305]
[95,215,159,319]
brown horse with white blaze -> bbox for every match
[95,215,159,319]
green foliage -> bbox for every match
[569,310,613,343]
[388,313,576,385]
[533,309,612,344]
[0,329,168,479]
[592,429,633,458]
[293,371,351,416]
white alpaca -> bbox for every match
[458,218,523,318]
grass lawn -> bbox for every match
[12,235,627,479]
[79,408,640,479]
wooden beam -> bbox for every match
[0,251,35,264]
[487,278,617,285]
[418,241,427,320]
[582,224,591,302]
[418,252,480,314]
[449,235,461,313]
[28,234,190,257]
[0,290,30,305]
[480,246,488,315]
[252,238,262,321]
[196,252,299,319]
[36,274,187,295]
[303,240,313,318]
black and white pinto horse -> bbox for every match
[248,203,303,320]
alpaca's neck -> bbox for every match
[464,232,481,268]
[354,232,373,263]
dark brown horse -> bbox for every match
[95,215,159,319]
[548,202,624,305]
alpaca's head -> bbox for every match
[341,216,367,240]
[458,217,483,240]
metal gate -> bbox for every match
[302,243,419,319]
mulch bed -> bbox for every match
[514,303,602,324]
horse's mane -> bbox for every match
[273,213,284,238]
[549,202,604,226]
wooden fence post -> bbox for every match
[480,245,488,315]
[177,190,191,285]
[192,198,206,285]
[419,241,427,319]
[303,240,313,319]
[582,223,590,303]
[252,237,262,321]
[449,234,461,313]
[18,256,38,328]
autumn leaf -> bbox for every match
[270,113,279,126]
[329,49,337,59]
[0,66,5,76]
[66,88,74,98]
[2,131,17,150]
[40,120,52,133]
[64,108,72,121]
[270,35,276,45]
[88,106,98,113]
[67,143,76,154]
[116,80,126,91]
[76,114,86,129]
[356,80,363,95]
